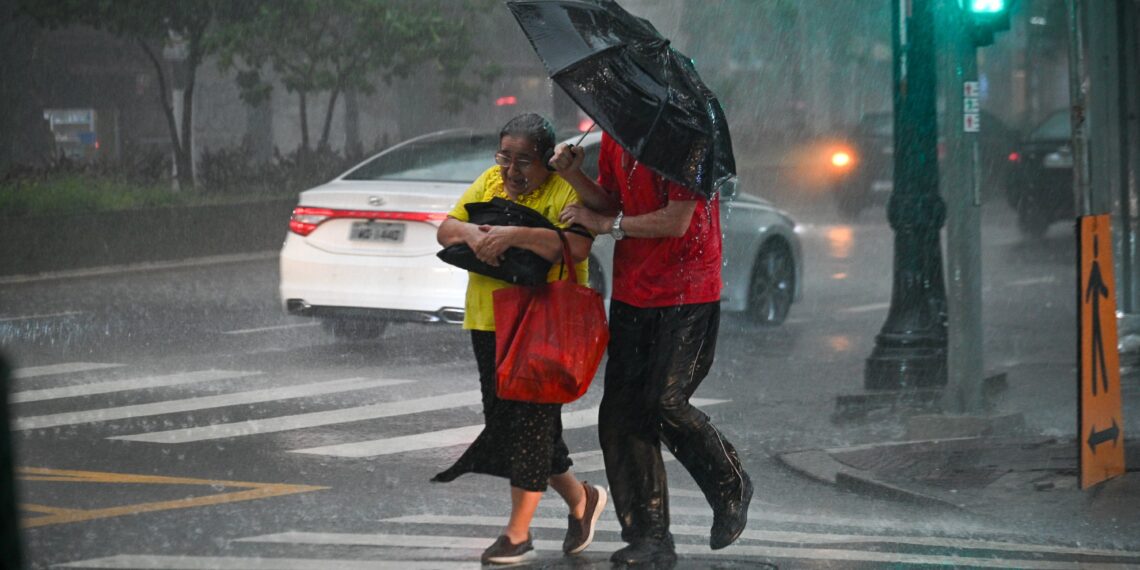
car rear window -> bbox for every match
[343,135,497,182]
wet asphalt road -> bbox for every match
[3,198,1136,569]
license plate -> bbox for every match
[349,221,405,243]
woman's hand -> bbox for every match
[472,225,516,266]
[560,203,612,236]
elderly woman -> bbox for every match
[433,113,607,565]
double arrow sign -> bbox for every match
[1087,419,1121,454]
[1078,215,1126,488]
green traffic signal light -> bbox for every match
[967,0,1006,13]
[961,0,1011,47]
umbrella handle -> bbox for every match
[572,122,596,147]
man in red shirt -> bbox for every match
[553,133,752,565]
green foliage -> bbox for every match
[17,0,229,188]
[196,144,355,196]
[213,0,495,146]
[0,175,181,217]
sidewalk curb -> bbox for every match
[775,440,982,512]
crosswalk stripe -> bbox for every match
[235,532,1137,569]
[287,397,727,458]
[10,369,260,404]
[53,555,477,569]
[11,362,123,379]
[110,390,482,444]
[15,377,410,431]
[221,322,321,335]
[567,449,678,473]
[664,504,990,533]
[0,310,83,322]
[386,514,1140,559]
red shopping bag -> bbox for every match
[493,233,609,404]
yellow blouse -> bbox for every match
[449,166,590,331]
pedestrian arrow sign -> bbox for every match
[1078,214,1126,489]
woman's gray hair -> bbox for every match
[499,113,556,157]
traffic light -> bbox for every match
[962,0,1011,47]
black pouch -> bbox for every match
[437,198,558,285]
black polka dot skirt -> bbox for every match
[431,330,573,492]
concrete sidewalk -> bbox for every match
[777,426,1140,544]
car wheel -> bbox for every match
[1016,195,1050,238]
[321,319,387,340]
[746,242,795,326]
[587,255,607,297]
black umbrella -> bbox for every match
[506,0,735,198]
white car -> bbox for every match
[279,130,802,340]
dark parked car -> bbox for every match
[829,111,1018,218]
[1006,109,1072,237]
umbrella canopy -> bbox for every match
[506,0,735,198]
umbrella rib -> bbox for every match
[548,42,627,76]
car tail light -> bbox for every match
[1008,151,1021,162]
[288,207,447,236]
[830,150,853,168]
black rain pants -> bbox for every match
[599,300,749,544]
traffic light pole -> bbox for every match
[865,0,949,390]
[938,0,986,412]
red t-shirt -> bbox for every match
[598,133,722,308]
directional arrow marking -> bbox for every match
[1086,418,1121,454]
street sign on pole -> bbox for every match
[1078,214,1126,489]
[963,81,981,132]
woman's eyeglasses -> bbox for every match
[494,152,535,169]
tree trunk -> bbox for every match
[178,29,205,190]
[298,91,310,154]
[138,40,186,190]
[317,86,341,151]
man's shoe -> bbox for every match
[481,533,535,565]
[609,538,677,565]
[563,482,608,554]
[710,472,753,550]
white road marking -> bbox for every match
[664,504,986,533]
[0,311,84,322]
[111,390,482,444]
[389,515,1140,559]
[0,251,278,285]
[15,377,410,431]
[289,398,727,458]
[10,369,261,404]
[236,532,1138,569]
[221,322,321,335]
[53,555,475,569]
[839,302,891,313]
[11,362,123,379]
[567,449,677,473]
[1007,276,1057,286]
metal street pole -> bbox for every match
[866,0,949,390]
[938,0,985,412]
[1066,0,1091,219]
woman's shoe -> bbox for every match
[481,533,535,565]
[563,482,608,554]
